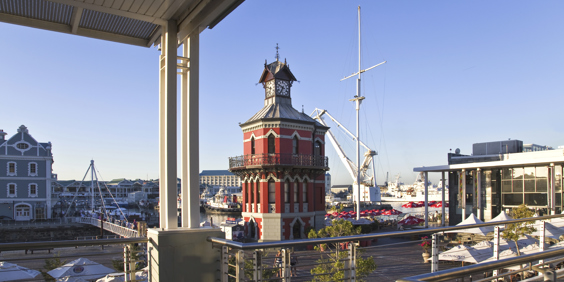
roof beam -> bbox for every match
[70,7,83,34]
[0,13,149,47]
[47,0,167,25]
[177,0,239,42]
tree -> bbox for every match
[501,204,537,256]
[40,253,66,282]
[309,219,377,281]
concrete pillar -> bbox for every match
[180,32,200,228]
[441,171,445,227]
[476,168,482,220]
[424,172,428,228]
[159,20,178,230]
[550,164,556,215]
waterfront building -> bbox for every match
[199,170,241,187]
[414,139,564,225]
[229,58,330,241]
[0,125,54,220]
[325,173,332,194]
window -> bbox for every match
[292,136,299,154]
[268,180,276,203]
[7,183,16,197]
[256,181,260,204]
[294,180,299,202]
[314,141,322,156]
[249,181,254,204]
[7,162,16,176]
[16,143,29,150]
[251,137,255,155]
[303,180,308,203]
[29,183,38,197]
[29,162,38,176]
[284,180,290,203]
[268,134,275,154]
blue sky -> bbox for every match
[0,1,562,186]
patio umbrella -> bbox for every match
[48,258,115,282]
[398,216,424,226]
[445,213,491,236]
[96,268,148,282]
[0,262,41,281]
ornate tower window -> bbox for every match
[249,180,254,205]
[251,137,255,155]
[29,183,38,197]
[284,180,290,203]
[7,183,16,197]
[268,179,276,204]
[268,134,275,154]
[294,180,299,202]
[29,162,38,176]
[314,141,322,156]
[256,181,260,204]
[293,136,299,154]
[303,180,308,203]
[7,162,16,176]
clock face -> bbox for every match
[276,80,290,96]
[265,80,275,97]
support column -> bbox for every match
[180,32,200,228]
[460,169,466,219]
[441,171,445,227]
[550,164,556,215]
[476,168,482,220]
[424,172,428,228]
[159,20,178,230]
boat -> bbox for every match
[381,173,449,202]
[202,187,241,215]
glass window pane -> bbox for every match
[524,180,535,192]
[536,166,548,178]
[268,181,276,203]
[556,165,562,192]
[513,168,524,180]
[502,168,512,180]
[524,167,535,179]
[525,193,547,206]
[513,179,523,192]
[536,178,547,192]
[502,180,512,192]
[503,194,523,206]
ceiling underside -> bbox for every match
[0,0,243,47]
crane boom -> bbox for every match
[311,108,377,187]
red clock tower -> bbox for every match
[229,58,329,241]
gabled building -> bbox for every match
[0,125,54,220]
[229,58,330,241]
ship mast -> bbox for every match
[341,6,386,220]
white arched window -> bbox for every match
[28,162,38,176]
[28,183,38,197]
[7,162,16,176]
[7,183,17,197]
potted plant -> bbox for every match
[420,236,431,263]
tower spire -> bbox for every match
[275,43,280,61]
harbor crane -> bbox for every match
[311,109,381,205]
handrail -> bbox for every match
[396,248,564,282]
[0,237,148,252]
[207,214,564,250]
[228,153,329,169]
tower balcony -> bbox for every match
[228,153,329,171]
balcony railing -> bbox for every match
[208,214,564,282]
[229,153,328,170]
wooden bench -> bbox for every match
[25,248,54,254]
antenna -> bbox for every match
[275,43,280,61]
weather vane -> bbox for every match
[275,43,280,61]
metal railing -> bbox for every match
[229,153,329,170]
[208,214,564,282]
[0,237,149,282]
[81,217,140,238]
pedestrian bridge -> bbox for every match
[76,217,140,238]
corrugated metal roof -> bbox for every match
[0,0,73,25]
[80,9,157,39]
[244,102,324,126]
[0,0,244,47]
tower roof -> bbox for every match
[258,60,297,83]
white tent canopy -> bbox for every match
[0,261,41,281]
[490,211,513,223]
[445,213,492,236]
[438,240,493,263]
[48,258,115,282]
